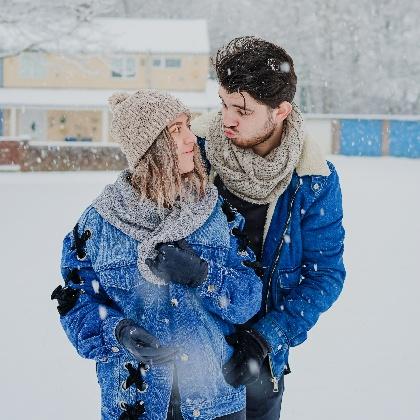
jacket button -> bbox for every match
[111,346,120,353]
[193,408,200,417]
[171,298,179,307]
[180,353,189,362]
[313,183,320,190]
[207,284,215,292]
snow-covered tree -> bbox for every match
[0,0,119,58]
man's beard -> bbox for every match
[228,118,276,149]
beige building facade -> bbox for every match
[3,52,208,91]
[0,18,217,142]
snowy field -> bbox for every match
[0,155,419,420]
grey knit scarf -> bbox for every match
[92,170,218,285]
[206,102,305,204]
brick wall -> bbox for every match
[0,140,128,171]
[0,140,23,165]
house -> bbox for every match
[0,18,219,143]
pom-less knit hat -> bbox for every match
[108,89,191,170]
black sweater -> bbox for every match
[214,175,269,261]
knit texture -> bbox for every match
[206,102,305,204]
[92,170,219,285]
[108,90,191,170]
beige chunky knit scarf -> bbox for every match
[206,102,305,204]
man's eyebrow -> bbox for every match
[218,95,253,112]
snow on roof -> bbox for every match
[1,18,210,55]
[0,79,220,112]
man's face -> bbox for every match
[218,86,276,149]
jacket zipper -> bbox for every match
[265,180,301,391]
[269,356,279,392]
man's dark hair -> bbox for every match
[213,36,297,108]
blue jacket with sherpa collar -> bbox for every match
[57,196,262,420]
[192,113,346,390]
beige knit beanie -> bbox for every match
[108,89,191,170]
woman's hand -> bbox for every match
[146,239,208,287]
[116,319,177,364]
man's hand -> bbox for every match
[116,319,177,364]
[223,327,270,387]
[145,239,208,287]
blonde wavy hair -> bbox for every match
[130,129,208,208]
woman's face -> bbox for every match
[168,113,197,174]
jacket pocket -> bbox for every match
[272,266,301,305]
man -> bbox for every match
[191,36,346,419]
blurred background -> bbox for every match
[0,1,419,419]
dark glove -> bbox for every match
[145,239,208,287]
[51,285,81,316]
[223,326,270,387]
[116,319,177,364]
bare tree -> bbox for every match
[0,0,119,58]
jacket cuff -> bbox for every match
[252,312,289,356]
[102,315,126,355]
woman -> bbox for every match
[51,90,264,420]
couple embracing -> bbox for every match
[52,36,345,420]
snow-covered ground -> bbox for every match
[0,156,419,420]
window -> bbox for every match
[111,57,136,79]
[152,57,182,69]
[19,53,47,79]
[165,58,181,68]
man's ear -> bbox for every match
[272,101,292,123]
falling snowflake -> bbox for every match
[98,305,108,320]
[91,280,100,294]
[219,296,230,308]
[280,62,291,73]
[248,358,260,375]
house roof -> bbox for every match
[0,79,220,112]
[1,18,210,55]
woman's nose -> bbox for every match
[184,128,197,145]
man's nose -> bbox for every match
[222,109,238,128]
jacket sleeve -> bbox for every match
[194,210,263,325]
[56,212,126,361]
[253,165,346,354]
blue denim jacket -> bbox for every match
[58,197,262,419]
[251,162,346,387]
[196,136,345,391]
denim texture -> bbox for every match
[252,161,346,380]
[58,197,262,419]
